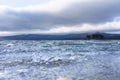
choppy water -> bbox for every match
[0,40,120,80]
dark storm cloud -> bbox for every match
[0,0,120,31]
[58,0,120,25]
[0,11,57,31]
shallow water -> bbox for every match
[0,40,120,80]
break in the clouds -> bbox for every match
[0,0,120,35]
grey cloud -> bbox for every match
[58,0,120,25]
[0,0,120,31]
[0,11,57,31]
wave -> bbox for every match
[0,58,75,67]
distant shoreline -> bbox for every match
[1,32,120,40]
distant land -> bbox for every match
[0,32,120,40]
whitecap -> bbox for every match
[57,76,73,80]
[6,43,14,47]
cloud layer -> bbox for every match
[0,0,120,35]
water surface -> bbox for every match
[0,40,120,80]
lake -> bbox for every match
[0,40,120,80]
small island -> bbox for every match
[86,33,104,40]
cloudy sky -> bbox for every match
[0,0,120,35]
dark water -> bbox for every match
[0,40,120,80]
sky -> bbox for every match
[0,0,120,35]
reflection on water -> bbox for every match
[0,40,120,80]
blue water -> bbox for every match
[0,40,120,80]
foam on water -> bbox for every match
[0,40,120,80]
[57,76,73,80]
